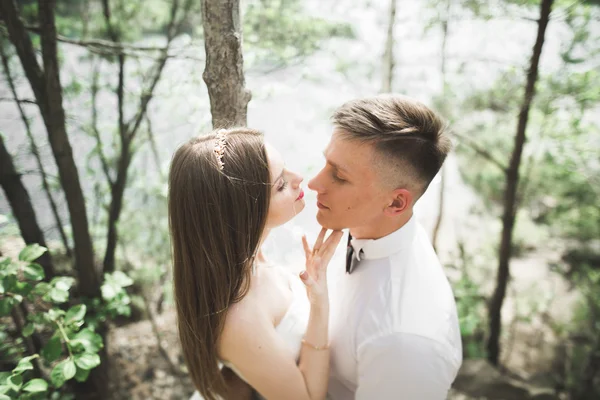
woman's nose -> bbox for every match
[292,172,303,188]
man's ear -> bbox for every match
[384,188,413,216]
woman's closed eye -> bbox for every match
[278,179,288,191]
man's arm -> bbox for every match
[355,333,459,400]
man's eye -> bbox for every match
[333,174,346,183]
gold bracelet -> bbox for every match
[301,338,330,350]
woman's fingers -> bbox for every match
[323,230,343,249]
[320,230,344,259]
[299,270,316,287]
[313,227,327,253]
[302,234,311,262]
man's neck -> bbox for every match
[350,210,413,240]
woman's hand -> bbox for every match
[300,228,343,306]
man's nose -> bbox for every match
[308,172,322,193]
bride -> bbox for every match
[168,128,342,400]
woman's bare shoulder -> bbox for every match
[218,293,270,354]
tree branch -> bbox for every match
[90,57,113,187]
[0,0,45,103]
[0,97,37,105]
[451,131,508,173]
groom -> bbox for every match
[308,94,462,399]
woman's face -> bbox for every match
[265,143,305,229]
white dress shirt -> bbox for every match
[327,216,462,400]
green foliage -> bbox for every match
[0,244,133,399]
[448,244,489,359]
[53,0,187,40]
[556,260,600,397]
[243,0,354,68]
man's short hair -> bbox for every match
[332,94,452,194]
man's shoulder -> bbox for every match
[356,251,460,354]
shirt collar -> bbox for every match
[350,216,416,261]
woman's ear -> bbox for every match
[384,188,412,216]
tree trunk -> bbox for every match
[0,134,55,279]
[201,0,252,128]
[432,0,451,252]
[381,0,397,93]
[0,44,72,259]
[486,0,553,366]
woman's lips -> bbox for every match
[296,190,304,201]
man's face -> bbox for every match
[308,130,391,233]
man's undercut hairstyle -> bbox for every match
[332,94,452,195]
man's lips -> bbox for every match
[317,201,329,210]
[296,190,304,201]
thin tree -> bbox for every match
[0,0,99,296]
[486,0,554,366]
[0,134,55,279]
[0,0,106,396]
[201,0,252,127]
[381,0,397,93]
[99,0,193,274]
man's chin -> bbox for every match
[316,211,347,231]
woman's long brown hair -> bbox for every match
[168,128,271,400]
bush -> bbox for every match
[0,244,133,400]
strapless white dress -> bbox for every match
[190,273,310,400]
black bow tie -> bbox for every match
[346,234,363,274]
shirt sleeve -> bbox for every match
[355,333,458,400]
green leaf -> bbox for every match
[41,336,63,363]
[1,275,17,293]
[18,244,47,263]
[48,288,69,304]
[111,271,133,288]
[0,394,10,400]
[23,263,45,281]
[22,323,35,337]
[71,329,103,353]
[0,385,8,394]
[31,282,50,297]
[13,355,37,374]
[13,361,33,374]
[65,305,86,325]
[63,359,76,380]
[7,374,22,391]
[50,361,67,388]
[73,367,90,383]
[13,281,32,297]
[0,372,10,384]
[22,378,48,393]
[74,353,100,370]
[51,277,74,292]
[0,298,15,317]
[100,282,117,300]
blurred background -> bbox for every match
[0,0,598,399]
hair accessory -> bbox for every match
[203,306,228,317]
[214,129,228,170]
